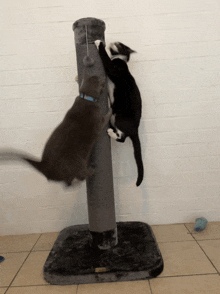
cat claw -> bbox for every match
[94,40,102,49]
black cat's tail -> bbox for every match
[130,134,144,186]
[0,149,47,176]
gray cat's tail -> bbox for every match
[130,134,144,186]
[0,149,46,176]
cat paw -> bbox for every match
[94,40,102,49]
[107,128,118,139]
[108,42,119,53]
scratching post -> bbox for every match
[43,17,163,285]
[73,18,117,249]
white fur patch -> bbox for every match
[107,128,118,139]
[110,113,116,126]
[94,40,101,49]
[109,43,119,53]
[106,46,111,57]
[107,128,124,140]
[111,55,127,62]
[107,96,111,108]
[107,77,115,104]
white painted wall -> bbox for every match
[1,0,220,235]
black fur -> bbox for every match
[95,41,144,186]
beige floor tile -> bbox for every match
[7,285,77,294]
[150,274,220,294]
[0,252,29,287]
[78,280,151,294]
[185,221,220,240]
[159,241,216,277]
[12,251,50,286]
[152,224,194,242]
[0,288,7,294]
[32,232,59,251]
[0,234,40,254]
[198,240,220,272]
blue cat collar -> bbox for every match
[80,93,97,102]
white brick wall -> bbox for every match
[1,0,220,235]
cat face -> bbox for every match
[79,72,106,99]
[109,42,136,62]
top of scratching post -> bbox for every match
[73,17,105,31]
[73,17,106,51]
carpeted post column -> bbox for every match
[73,18,117,250]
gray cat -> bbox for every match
[0,70,111,187]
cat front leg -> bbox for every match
[94,40,113,73]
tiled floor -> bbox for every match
[0,222,220,293]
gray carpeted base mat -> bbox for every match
[43,221,163,284]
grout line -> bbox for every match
[183,223,197,241]
[184,224,219,274]
[195,240,219,274]
[148,280,153,294]
[158,238,220,243]
[186,236,220,241]
[152,273,219,279]
[4,252,32,294]
[76,284,79,294]
[0,251,31,255]
[4,234,43,294]
[157,240,200,244]
[6,284,50,288]
[30,234,43,252]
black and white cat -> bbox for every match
[95,40,144,186]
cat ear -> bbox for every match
[129,48,136,54]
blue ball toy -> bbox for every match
[0,256,5,263]
[194,217,208,232]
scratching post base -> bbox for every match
[43,222,163,285]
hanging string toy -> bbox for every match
[83,25,95,67]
